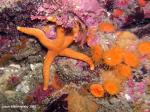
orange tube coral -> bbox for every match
[90,84,104,97]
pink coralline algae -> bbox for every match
[123,79,147,102]
[27,84,54,104]
[33,0,105,27]
[7,75,21,89]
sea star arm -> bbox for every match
[59,48,94,70]
[62,35,74,49]
[17,26,56,50]
[43,51,57,90]
[53,26,65,47]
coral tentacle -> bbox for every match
[59,48,94,70]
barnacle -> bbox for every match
[90,84,104,98]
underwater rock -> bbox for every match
[45,94,68,112]
[56,57,100,84]
[14,39,41,61]
[96,97,132,112]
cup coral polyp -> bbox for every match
[90,84,104,98]
[99,22,116,33]
[91,44,103,64]
[103,80,120,95]
[123,51,139,68]
[103,47,124,66]
[137,41,150,55]
[115,64,132,80]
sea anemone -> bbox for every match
[90,83,104,98]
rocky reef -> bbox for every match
[0,0,150,112]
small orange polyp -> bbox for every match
[113,9,124,17]
[99,22,116,33]
[91,44,103,63]
[103,47,124,66]
[123,51,139,68]
[115,64,132,80]
[103,80,120,95]
[137,41,150,55]
[90,84,104,97]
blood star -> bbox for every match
[17,25,94,90]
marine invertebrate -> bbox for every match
[103,47,124,66]
[113,9,124,18]
[103,79,120,95]
[138,0,147,7]
[17,24,94,90]
[90,83,104,98]
[99,22,116,33]
[137,41,150,55]
[116,31,137,49]
[90,44,103,64]
[115,64,132,80]
[123,51,139,68]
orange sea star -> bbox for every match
[17,25,94,90]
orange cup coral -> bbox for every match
[103,47,124,66]
[137,41,150,55]
[91,44,103,63]
[123,51,139,68]
[113,9,124,18]
[115,64,132,80]
[103,80,120,95]
[99,22,116,33]
[90,84,104,98]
